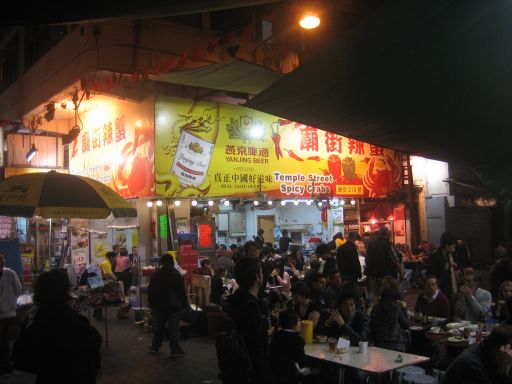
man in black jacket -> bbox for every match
[270,310,308,384]
[224,257,276,384]
[324,292,370,346]
[443,325,512,384]
[316,243,337,277]
[278,229,292,254]
[365,227,400,296]
[427,232,458,311]
[148,253,189,357]
[336,232,362,282]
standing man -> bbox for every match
[254,229,265,247]
[0,252,21,376]
[279,230,292,254]
[224,257,275,384]
[427,232,458,310]
[148,254,188,357]
[315,243,336,277]
[336,232,362,283]
[365,227,401,296]
[129,246,138,263]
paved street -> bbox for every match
[1,307,222,384]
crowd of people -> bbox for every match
[204,228,512,384]
[4,226,512,383]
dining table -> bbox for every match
[305,343,430,384]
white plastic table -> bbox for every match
[305,344,430,384]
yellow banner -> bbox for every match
[155,96,402,198]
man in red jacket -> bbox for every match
[414,275,450,319]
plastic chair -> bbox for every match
[395,366,426,384]
[403,374,437,384]
[190,274,211,309]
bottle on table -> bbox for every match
[477,312,485,332]
[486,312,495,332]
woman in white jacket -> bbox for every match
[0,252,22,375]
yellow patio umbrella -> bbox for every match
[0,171,137,219]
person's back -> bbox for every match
[223,257,275,384]
[365,231,397,278]
[270,330,304,384]
[148,265,187,314]
[12,270,101,384]
[147,255,188,357]
[336,238,362,282]
[30,307,101,383]
[270,310,305,384]
[279,230,292,253]
[370,288,409,352]
[114,255,130,273]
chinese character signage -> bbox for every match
[155,96,402,198]
[71,228,89,273]
[69,97,155,199]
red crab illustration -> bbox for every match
[362,155,401,197]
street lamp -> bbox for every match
[299,14,320,29]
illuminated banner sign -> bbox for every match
[155,96,402,199]
[69,97,155,199]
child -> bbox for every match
[270,309,311,384]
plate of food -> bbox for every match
[447,336,466,343]
[428,327,446,334]
[446,322,467,329]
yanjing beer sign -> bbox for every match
[155,96,403,199]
